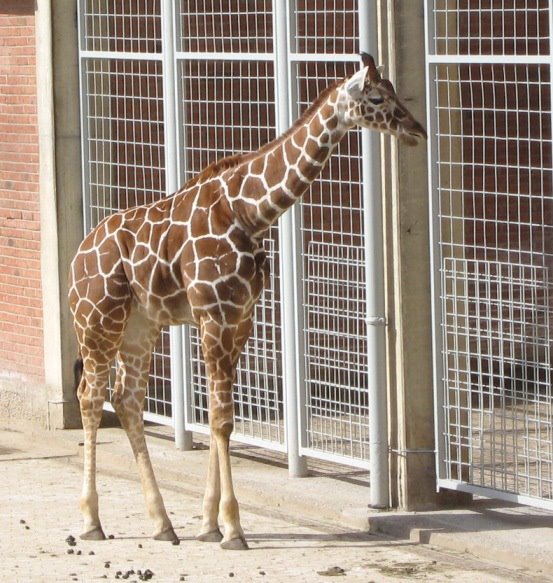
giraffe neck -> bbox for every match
[229,83,349,236]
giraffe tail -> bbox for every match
[73,355,84,399]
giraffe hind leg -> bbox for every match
[70,249,133,541]
[111,313,177,543]
[78,353,114,541]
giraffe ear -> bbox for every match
[345,66,368,97]
[360,52,382,83]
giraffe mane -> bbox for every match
[183,79,342,189]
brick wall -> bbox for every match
[0,1,43,383]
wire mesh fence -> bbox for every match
[304,242,369,462]
[431,0,549,57]
[428,0,553,507]
[176,1,285,448]
[176,0,273,55]
[81,0,162,54]
[79,0,375,466]
[79,0,171,421]
[292,57,370,465]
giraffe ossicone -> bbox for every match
[68,54,426,550]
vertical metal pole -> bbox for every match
[274,0,308,477]
[162,0,192,450]
[424,0,446,487]
[77,0,92,235]
[359,0,390,508]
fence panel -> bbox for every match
[79,0,379,467]
[290,1,372,468]
[175,1,285,449]
[427,0,553,508]
[78,0,172,423]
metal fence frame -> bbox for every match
[426,0,553,510]
[77,0,388,501]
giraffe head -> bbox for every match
[340,53,427,146]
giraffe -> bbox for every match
[68,54,426,550]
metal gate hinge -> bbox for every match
[366,316,388,327]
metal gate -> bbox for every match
[78,0,173,424]
[426,1,553,509]
[173,2,285,451]
[78,0,386,485]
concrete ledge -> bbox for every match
[369,503,553,576]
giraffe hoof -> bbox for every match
[153,527,178,543]
[220,535,249,551]
[196,528,223,543]
[80,527,106,541]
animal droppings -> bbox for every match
[317,566,346,577]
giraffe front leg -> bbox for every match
[196,434,223,542]
[199,386,247,550]
[199,315,252,550]
[214,414,248,550]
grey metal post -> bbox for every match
[274,0,308,478]
[359,0,390,508]
[424,0,446,485]
[161,0,192,450]
[76,0,92,235]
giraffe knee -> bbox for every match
[209,400,235,440]
[77,381,94,411]
[111,391,130,422]
[111,391,123,411]
[111,389,144,427]
[76,376,86,403]
[78,390,105,426]
[212,420,234,441]
[74,357,84,398]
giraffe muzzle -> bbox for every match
[400,119,427,146]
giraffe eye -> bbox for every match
[369,97,384,105]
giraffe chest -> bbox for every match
[118,181,268,326]
[122,228,266,329]
[183,234,268,325]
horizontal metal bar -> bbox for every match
[175,51,359,63]
[437,479,553,511]
[186,422,287,453]
[103,402,173,427]
[391,448,436,456]
[175,51,274,62]
[80,50,163,61]
[143,411,175,426]
[427,53,551,65]
[299,447,370,470]
[289,52,360,63]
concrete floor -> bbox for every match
[1,421,553,582]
